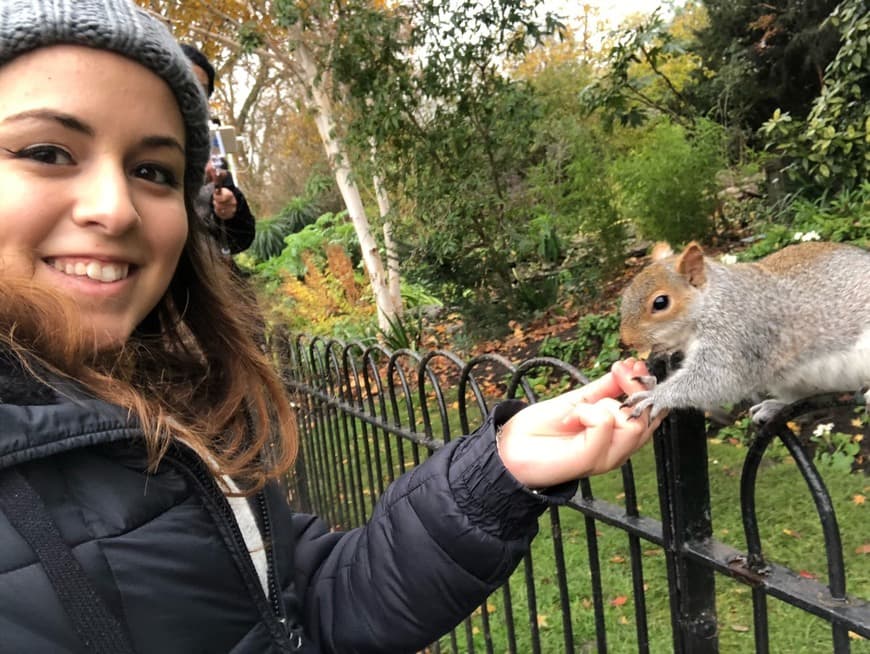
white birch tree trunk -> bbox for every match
[372,170,403,316]
[295,43,398,332]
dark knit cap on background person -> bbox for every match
[0,0,210,203]
[180,44,215,98]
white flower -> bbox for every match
[720,254,738,265]
[793,232,804,241]
[813,423,834,437]
[800,231,821,242]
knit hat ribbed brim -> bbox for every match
[0,0,210,201]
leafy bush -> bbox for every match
[759,0,870,194]
[738,182,870,260]
[810,422,861,473]
[611,118,726,244]
[249,196,321,263]
[255,211,358,280]
[377,310,423,351]
[538,311,622,376]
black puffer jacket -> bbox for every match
[0,364,568,653]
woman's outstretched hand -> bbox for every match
[496,358,663,489]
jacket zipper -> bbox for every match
[165,446,301,650]
[257,491,304,651]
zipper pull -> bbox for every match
[286,621,304,651]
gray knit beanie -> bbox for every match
[0,0,210,203]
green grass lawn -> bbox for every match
[439,440,870,653]
[294,385,869,653]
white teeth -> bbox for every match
[86,261,101,280]
[50,259,129,283]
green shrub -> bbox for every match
[611,118,726,244]
[538,311,622,376]
[738,182,870,261]
[249,196,321,263]
[758,0,870,194]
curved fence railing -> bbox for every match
[273,330,870,653]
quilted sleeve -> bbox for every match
[288,400,571,654]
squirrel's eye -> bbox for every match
[652,295,670,312]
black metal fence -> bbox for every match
[274,331,870,653]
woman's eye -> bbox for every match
[9,144,74,165]
[133,164,179,188]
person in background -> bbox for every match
[0,1,662,652]
[180,43,255,256]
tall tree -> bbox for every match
[138,0,402,331]
[138,0,321,215]
[328,0,565,321]
[143,0,564,329]
[759,0,870,193]
[690,0,842,134]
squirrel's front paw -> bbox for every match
[748,399,787,425]
[631,375,658,390]
[622,390,664,424]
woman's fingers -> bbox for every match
[557,358,643,408]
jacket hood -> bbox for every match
[0,354,139,469]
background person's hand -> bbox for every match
[205,160,237,220]
[205,159,229,186]
[212,187,237,220]
[496,359,663,489]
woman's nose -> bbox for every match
[70,163,140,234]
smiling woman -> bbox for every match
[0,2,661,653]
[0,46,188,347]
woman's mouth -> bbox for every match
[45,257,131,283]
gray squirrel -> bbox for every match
[619,240,870,423]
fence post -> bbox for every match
[652,355,719,653]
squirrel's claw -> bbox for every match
[748,399,787,425]
[622,390,668,426]
[622,390,656,422]
[631,375,658,390]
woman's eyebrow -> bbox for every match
[140,135,185,155]
[1,110,185,155]
[1,109,94,135]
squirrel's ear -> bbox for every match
[650,242,674,261]
[676,242,707,287]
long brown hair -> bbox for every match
[0,215,297,494]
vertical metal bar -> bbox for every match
[479,593,495,654]
[500,581,518,653]
[548,507,575,653]
[523,553,542,654]
[461,615,476,654]
[653,403,719,653]
[580,477,608,653]
[650,350,718,653]
[621,461,650,654]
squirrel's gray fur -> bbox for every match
[619,241,870,422]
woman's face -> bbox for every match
[0,45,188,348]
